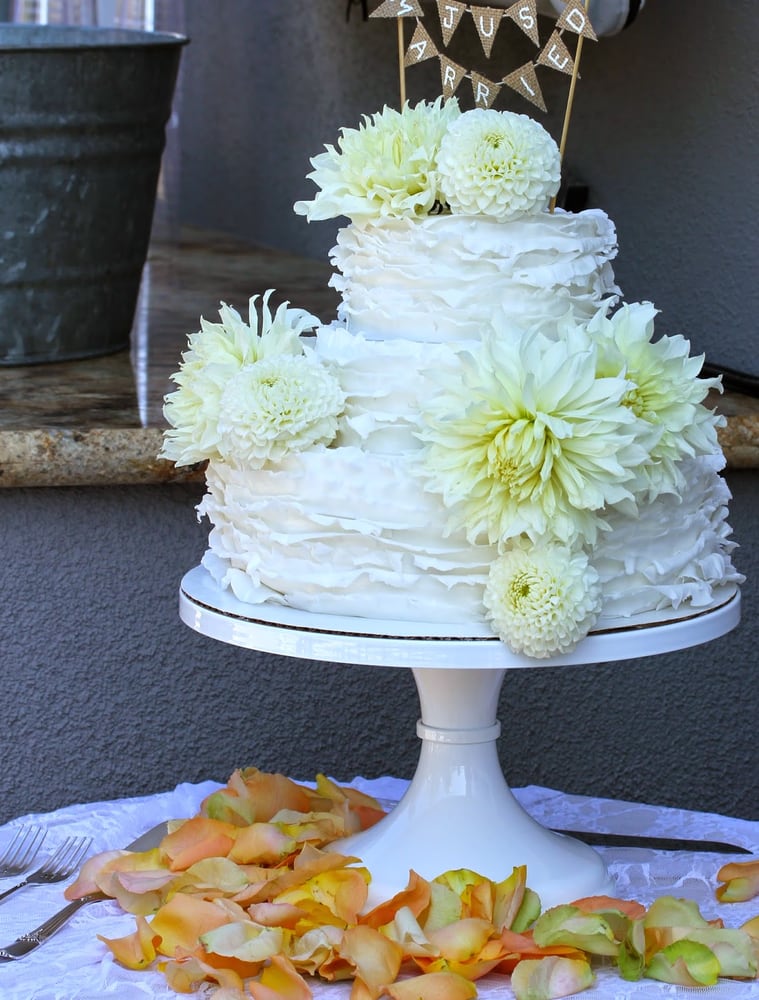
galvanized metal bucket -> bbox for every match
[0,25,187,365]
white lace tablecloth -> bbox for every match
[1,778,758,1000]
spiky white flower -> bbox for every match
[589,301,725,498]
[418,323,652,548]
[160,290,323,466]
[437,109,561,220]
[216,354,345,468]
[293,98,461,224]
[484,540,602,658]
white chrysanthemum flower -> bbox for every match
[483,540,602,658]
[437,109,561,220]
[293,98,461,224]
[418,324,652,547]
[589,301,725,498]
[216,355,345,468]
[160,290,321,466]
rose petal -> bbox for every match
[716,860,759,903]
[646,939,720,986]
[384,971,477,1000]
[162,816,238,871]
[248,953,312,1000]
[339,924,404,994]
[511,956,594,1000]
[150,893,233,956]
[98,915,159,970]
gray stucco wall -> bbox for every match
[1,1,757,825]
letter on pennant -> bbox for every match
[556,0,598,40]
[436,0,467,46]
[537,30,574,75]
[503,61,547,111]
[439,54,467,97]
[504,0,540,47]
[370,0,424,17]
[473,6,505,58]
[471,72,501,109]
[405,21,438,66]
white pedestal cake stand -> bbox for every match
[179,566,740,910]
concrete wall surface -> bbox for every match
[0,473,756,824]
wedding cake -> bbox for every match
[161,100,741,658]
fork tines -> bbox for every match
[38,836,92,880]
[0,826,46,878]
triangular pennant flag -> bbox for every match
[556,0,597,40]
[503,0,540,47]
[472,6,505,58]
[502,61,547,111]
[404,21,438,66]
[537,29,575,75]
[370,0,424,17]
[439,54,467,97]
[436,0,467,47]
[471,72,501,109]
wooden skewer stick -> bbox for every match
[397,16,406,107]
[550,0,591,212]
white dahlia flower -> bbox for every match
[419,325,651,548]
[293,98,461,224]
[160,290,322,466]
[484,540,602,658]
[589,301,725,499]
[216,355,345,468]
[437,109,561,220]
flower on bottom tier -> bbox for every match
[483,541,602,658]
[436,109,561,220]
[216,354,345,468]
[160,290,341,467]
[418,326,651,548]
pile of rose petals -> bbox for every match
[65,769,759,999]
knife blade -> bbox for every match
[552,827,753,854]
[0,821,168,962]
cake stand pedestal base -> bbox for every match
[329,667,615,910]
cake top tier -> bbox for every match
[294,99,562,226]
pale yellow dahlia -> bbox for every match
[484,540,601,658]
[589,301,725,498]
[216,354,345,468]
[160,291,322,466]
[293,98,461,224]
[437,109,561,220]
[419,326,651,547]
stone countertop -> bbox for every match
[0,228,757,487]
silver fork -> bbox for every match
[0,836,91,905]
[0,826,47,879]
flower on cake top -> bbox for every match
[160,290,345,468]
[436,109,561,220]
[484,539,602,658]
[588,301,725,498]
[294,98,461,225]
[418,323,652,550]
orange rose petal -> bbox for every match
[228,823,298,865]
[161,952,244,993]
[162,816,238,871]
[275,868,370,925]
[384,971,477,1000]
[99,915,160,970]
[571,895,646,920]
[361,870,432,928]
[238,768,313,820]
[742,913,759,939]
[245,902,306,929]
[248,953,312,1000]
[427,918,496,963]
[496,928,584,974]
[150,893,233,956]
[339,924,404,993]
[716,860,759,903]
[64,850,126,899]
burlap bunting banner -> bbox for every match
[440,54,467,96]
[556,0,597,40]
[470,71,501,109]
[471,6,505,58]
[436,0,467,46]
[404,21,438,66]
[502,61,547,112]
[536,29,575,76]
[503,0,540,46]
[370,0,424,17]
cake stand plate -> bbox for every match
[179,567,740,909]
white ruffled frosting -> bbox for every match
[330,209,620,343]
[198,208,740,630]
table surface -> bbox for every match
[0,229,758,487]
[1,777,758,1000]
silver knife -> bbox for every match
[0,821,168,962]
[552,827,753,854]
